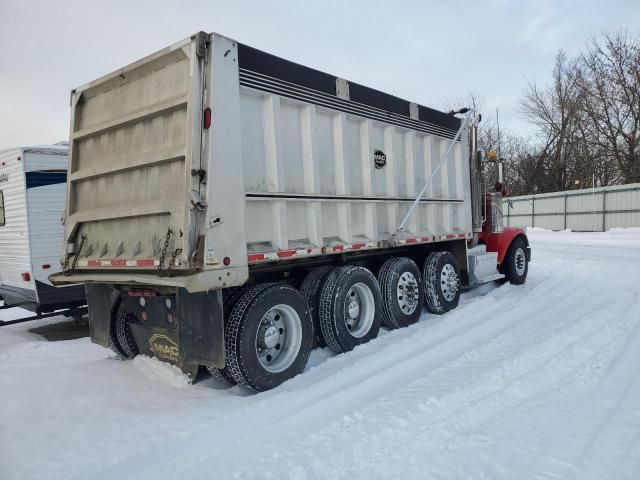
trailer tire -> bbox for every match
[378,257,423,329]
[113,297,138,358]
[300,266,334,348]
[224,283,313,392]
[108,291,128,358]
[206,285,255,386]
[502,237,529,285]
[318,266,382,354]
[423,251,460,315]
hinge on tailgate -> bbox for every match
[191,168,206,183]
[194,31,209,58]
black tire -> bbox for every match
[206,285,254,386]
[378,257,423,329]
[224,283,314,392]
[423,251,461,315]
[318,266,383,354]
[108,291,128,358]
[112,293,138,358]
[300,266,334,348]
[502,237,529,285]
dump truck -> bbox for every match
[51,32,531,391]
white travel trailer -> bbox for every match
[0,144,85,320]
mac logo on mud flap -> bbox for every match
[148,334,180,365]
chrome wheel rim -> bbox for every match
[255,304,302,373]
[396,271,419,315]
[440,263,459,302]
[344,282,375,338]
[514,247,526,276]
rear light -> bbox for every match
[501,188,508,197]
[21,272,31,281]
[42,264,51,270]
[127,289,155,297]
[203,108,212,129]
[495,181,503,192]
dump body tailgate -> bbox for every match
[63,32,208,273]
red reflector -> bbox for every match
[203,108,212,129]
[21,272,31,281]
[127,289,155,297]
[42,264,51,270]
[223,256,231,266]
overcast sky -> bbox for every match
[1,0,638,149]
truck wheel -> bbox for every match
[207,286,254,386]
[300,266,334,348]
[378,257,423,329]
[109,291,128,358]
[113,296,138,358]
[423,251,460,314]
[224,283,314,392]
[318,266,383,354]
[502,237,528,285]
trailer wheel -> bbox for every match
[423,251,461,314]
[112,295,138,358]
[300,266,334,348]
[378,257,423,329]
[502,237,529,285]
[207,286,254,386]
[224,283,313,392]
[108,291,128,358]
[318,266,382,354]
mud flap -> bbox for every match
[84,283,113,348]
[177,288,224,369]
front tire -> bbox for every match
[224,284,314,392]
[423,251,461,314]
[318,266,383,353]
[502,237,529,285]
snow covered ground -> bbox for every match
[2,228,640,479]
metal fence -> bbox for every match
[504,182,640,232]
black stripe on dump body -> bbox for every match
[239,70,459,139]
[246,192,464,203]
[25,170,67,189]
[237,43,461,134]
[238,43,337,95]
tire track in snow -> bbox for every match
[83,270,568,479]
[89,265,626,479]
[532,288,640,480]
[202,280,638,479]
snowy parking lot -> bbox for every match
[1,228,640,479]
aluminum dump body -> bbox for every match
[54,32,472,291]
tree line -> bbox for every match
[475,31,639,196]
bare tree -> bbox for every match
[519,50,589,193]
[579,31,640,184]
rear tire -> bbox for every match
[224,283,314,392]
[109,290,138,358]
[108,291,128,358]
[502,237,529,285]
[300,266,334,348]
[423,251,461,314]
[318,266,383,354]
[207,285,254,386]
[378,257,423,329]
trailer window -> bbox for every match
[0,191,4,226]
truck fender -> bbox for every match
[484,226,530,265]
